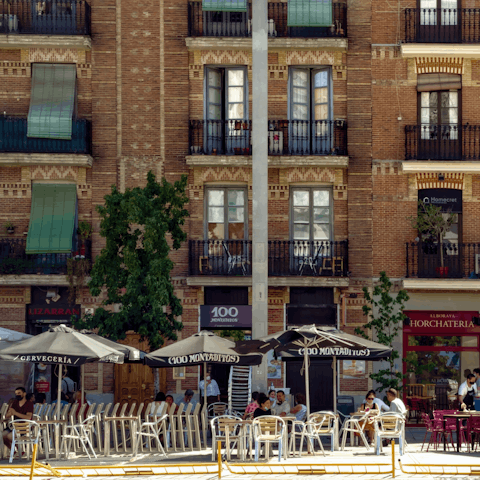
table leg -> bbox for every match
[104,421,110,457]
[457,418,461,453]
[54,424,59,459]
[443,418,446,451]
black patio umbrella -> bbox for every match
[145,330,263,444]
[0,325,125,417]
[235,324,392,416]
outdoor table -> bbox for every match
[37,419,68,459]
[443,413,472,452]
[104,416,138,456]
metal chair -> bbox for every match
[60,415,97,459]
[308,411,337,452]
[133,413,168,457]
[340,411,372,450]
[210,414,243,461]
[252,416,286,462]
[297,414,327,457]
[8,420,40,463]
[373,412,406,456]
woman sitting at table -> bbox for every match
[290,393,307,422]
[243,391,259,419]
[359,390,379,445]
[253,393,272,418]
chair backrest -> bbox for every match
[468,415,480,431]
[94,403,104,417]
[191,402,201,417]
[119,403,128,417]
[0,403,8,417]
[184,402,193,416]
[9,420,40,443]
[85,403,96,419]
[309,412,336,432]
[210,415,243,437]
[103,403,112,419]
[81,415,97,432]
[208,402,228,418]
[77,403,87,422]
[252,415,285,440]
[375,413,404,435]
[421,412,433,429]
[127,403,136,417]
[136,402,144,420]
[69,403,79,423]
[111,402,120,417]
[60,403,71,419]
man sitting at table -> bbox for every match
[272,390,290,417]
[386,388,407,415]
[459,373,477,410]
[2,387,34,456]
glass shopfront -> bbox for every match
[403,310,480,410]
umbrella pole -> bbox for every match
[81,363,85,404]
[57,364,62,418]
[304,348,310,418]
[333,356,337,413]
[201,362,208,448]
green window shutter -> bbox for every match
[287,0,333,27]
[26,184,77,254]
[202,0,247,12]
[27,64,77,140]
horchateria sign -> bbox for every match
[405,311,477,331]
[200,305,252,329]
[168,353,240,365]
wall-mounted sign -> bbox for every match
[27,305,81,322]
[404,311,477,331]
[200,305,252,329]
[418,189,462,213]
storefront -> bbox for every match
[403,310,480,409]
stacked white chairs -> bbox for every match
[186,403,202,451]
[176,403,193,451]
[252,416,286,462]
[373,412,406,456]
[60,415,97,459]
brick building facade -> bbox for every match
[0,0,478,409]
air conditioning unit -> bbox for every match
[475,254,480,274]
[268,131,283,154]
[0,15,19,33]
[248,19,277,37]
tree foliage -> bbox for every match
[355,271,410,392]
[73,171,189,350]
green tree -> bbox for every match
[73,171,189,350]
[355,271,410,392]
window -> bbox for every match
[287,0,333,27]
[202,0,247,12]
[289,67,332,154]
[420,90,459,140]
[205,67,248,154]
[419,0,457,26]
[206,187,247,240]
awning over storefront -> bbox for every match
[287,0,333,27]
[26,184,77,254]
[202,0,247,12]
[27,64,77,140]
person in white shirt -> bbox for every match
[386,388,407,415]
[272,390,290,417]
[458,374,478,410]
[198,374,220,405]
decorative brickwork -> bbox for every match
[415,172,464,191]
[29,48,85,64]
[415,57,464,75]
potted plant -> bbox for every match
[4,221,14,234]
[234,120,242,130]
[408,201,457,278]
[242,120,249,130]
[76,221,92,258]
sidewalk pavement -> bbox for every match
[1,428,479,480]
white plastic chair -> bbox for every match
[133,413,168,458]
[60,415,97,459]
[340,411,372,450]
[297,414,328,457]
[252,416,286,462]
[211,414,243,461]
[373,412,406,456]
[8,420,40,463]
[309,411,337,452]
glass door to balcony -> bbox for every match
[417,0,460,42]
[419,90,460,160]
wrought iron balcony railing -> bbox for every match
[189,119,347,156]
[405,8,480,43]
[189,239,348,277]
[405,125,480,160]
[0,0,90,35]
[406,242,480,279]
[0,117,92,154]
[188,1,347,38]
[0,237,91,275]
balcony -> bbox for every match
[188,1,347,38]
[0,0,90,36]
[404,8,480,43]
[0,237,91,276]
[189,120,347,157]
[405,125,480,161]
[0,117,92,156]
[189,239,348,277]
[405,242,480,280]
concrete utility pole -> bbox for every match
[251,0,269,392]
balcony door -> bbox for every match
[419,89,460,160]
[205,67,248,155]
[417,0,460,42]
[32,0,77,34]
[289,68,332,155]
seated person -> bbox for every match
[177,389,197,412]
[386,388,407,415]
[290,393,307,422]
[268,390,277,410]
[253,393,271,418]
[369,390,389,412]
[359,391,379,445]
[35,392,47,405]
[243,391,259,419]
[151,392,166,416]
[272,390,290,417]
